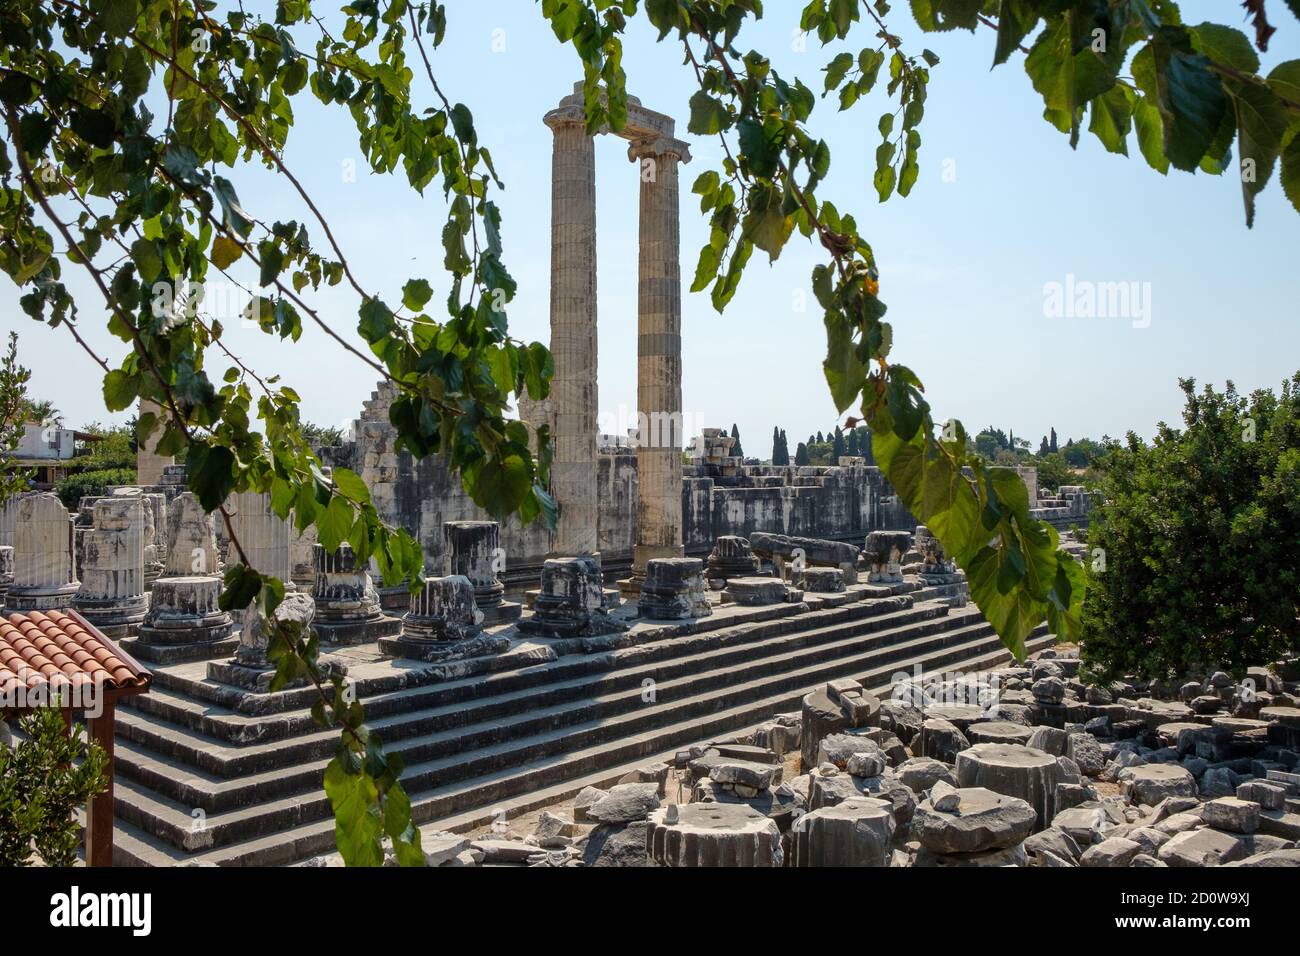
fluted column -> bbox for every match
[544,104,599,557]
[629,135,690,577]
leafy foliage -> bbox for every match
[0,706,109,866]
[54,466,137,508]
[0,331,34,501]
[1082,375,1300,680]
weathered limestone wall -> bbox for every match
[326,387,916,573]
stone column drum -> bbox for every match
[705,535,761,588]
[165,492,220,577]
[6,494,79,611]
[74,495,147,638]
[518,555,626,638]
[379,576,489,662]
[638,557,711,621]
[311,543,399,645]
[135,577,234,659]
[403,576,482,643]
[628,133,691,585]
[544,99,600,558]
[864,530,913,584]
[131,491,235,663]
[442,520,520,624]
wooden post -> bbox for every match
[86,696,115,867]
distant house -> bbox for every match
[5,423,103,488]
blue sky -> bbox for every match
[7,1,1299,456]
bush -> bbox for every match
[54,467,135,508]
[0,707,108,866]
[1081,375,1300,680]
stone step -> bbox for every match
[113,601,950,782]
[118,595,939,747]
[112,607,972,812]
[111,615,1048,860]
[112,624,1052,866]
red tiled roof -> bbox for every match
[0,609,151,700]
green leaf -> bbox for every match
[688,90,729,135]
[740,183,793,260]
[402,278,433,311]
[1088,85,1132,155]
[1191,23,1259,74]
[213,176,254,238]
[332,467,372,506]
[993,0,1034,67]
[1132,93,1169,173]
[316,495,354,552]
[823,52,854,94]
[1149,32,1228,172]
[102,369,139,412]
[1280,126,1300,215]
[909,0,981,33]
[1229,81,1289,227]
[211,235,243,270]
[1267,61,1300,107]
[1024,16,1115,119]
[737,118,778,178]
[323,757,383,867]
[822,310,867,413]
[186,444,237,512]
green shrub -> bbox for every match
[1081,375,1300,680]
[54,467,135,508]
[0,707,108,866]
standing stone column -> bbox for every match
[627,134,691,585]
[132,491,235,663]
[7,493,79,611]
[225,491,309,668]
[0,493,22,550]
[74,495,147,637]
[442,520,520,624]
[544,96,599,557]
[136,398,173,486]
[226,491,291,583]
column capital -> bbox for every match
[627,135,691,164]
[544,104,590,133]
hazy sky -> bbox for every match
[6,1,1298,456]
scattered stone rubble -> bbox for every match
[425,650,1300,867]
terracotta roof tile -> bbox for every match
[0,609,150,704]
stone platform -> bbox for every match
[107,578,1052,866]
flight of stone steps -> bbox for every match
[109,590,1051,866]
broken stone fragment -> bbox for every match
[572,786,608,824]
[912,786,1036,855]
[1202,797,1260,834]
[897,757,957,794]
[929,779,961,812]
[1118,763,1198,806]
[585,782,661,825]
[1157,828,1248,867]
[1080,836,1143,867]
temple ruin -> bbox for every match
[14,86,1298,876]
